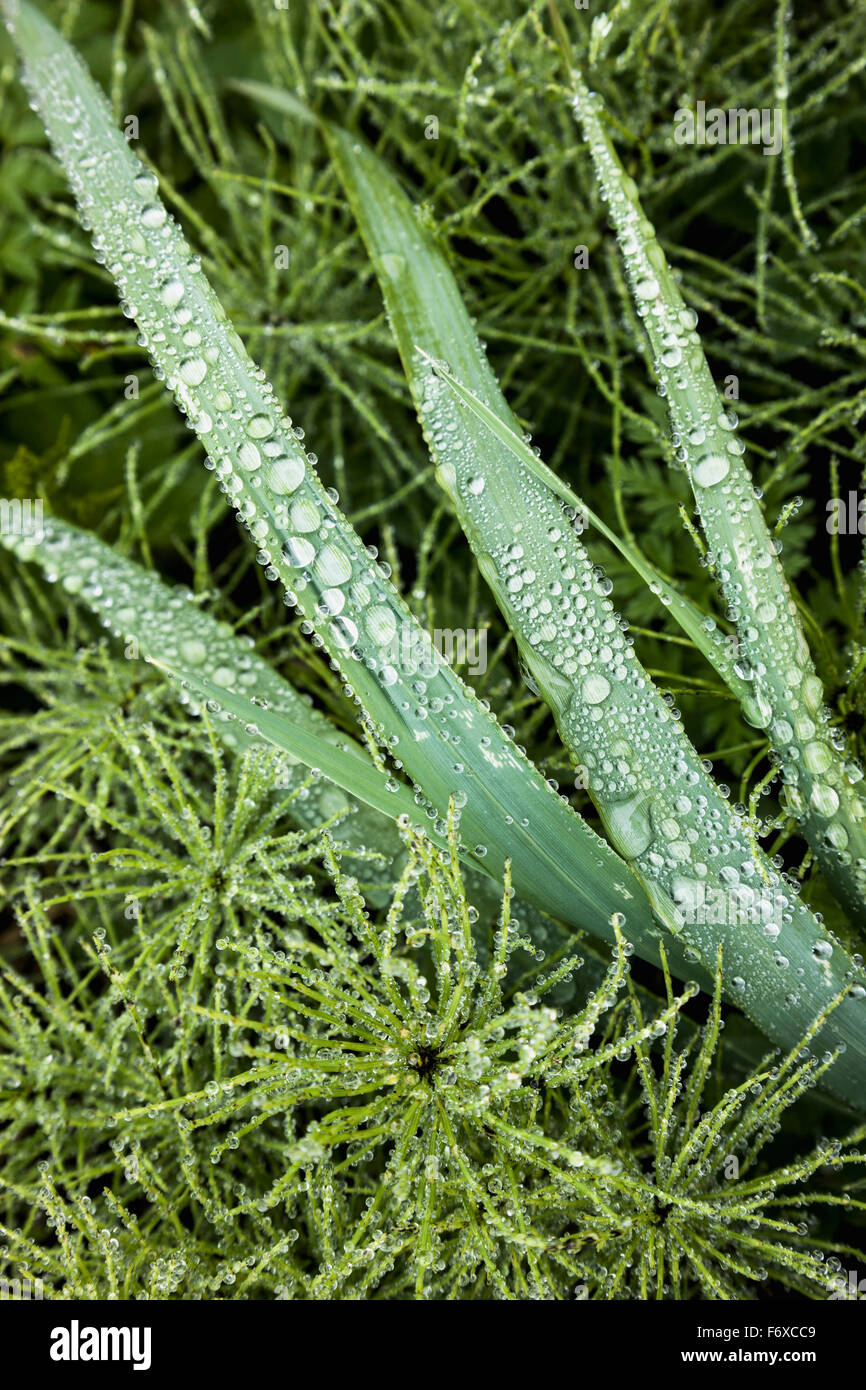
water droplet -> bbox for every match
[141,203,167,228]
[314,544,352,586]
[268,455,305,495]
[635,276,659,300]
[810,782,840,817]
[366,605,397,647]
[320,588,345,617]
[582,673,610,705]
[804,741,832,775]
[160,277,184,307]
[289,498,320,532]
[601,795,653,859]
[238,441,262,470]
[692,454,729,487]
[179,356,207,386]
[282,536,316,568]
[179,638,207,665]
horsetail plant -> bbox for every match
[3,802,862,1300]
[2,0,866,1119]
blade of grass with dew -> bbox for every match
[0,513,410,878]
[1,0,666,960]
[322,122,866,1107]
[422,354,751,706]
[568,61,866,930]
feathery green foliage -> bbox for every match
[2,796,863,1300]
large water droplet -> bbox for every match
[582,672,611,705]
[635,276,659,300]
[160,277,184,307]
[282,536,316,568]
[692,454,729,487]
[314,544,352,586]
[804,741,832,775]
[366,605,397,647]
[179,356,207,386]
[238,441,261,470]
[179,638,207,665]
[141,203,167,229]
[289,498,320,532]
[600,794,653,860]
[268,455,305,495]
[319,588,345,617]
[331,616,359,650]
[811,782,840,817]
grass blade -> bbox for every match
[0,514,411,866]
[422,352,751,708]
[569,64,866,928]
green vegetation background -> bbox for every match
[1,0,866,1299]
